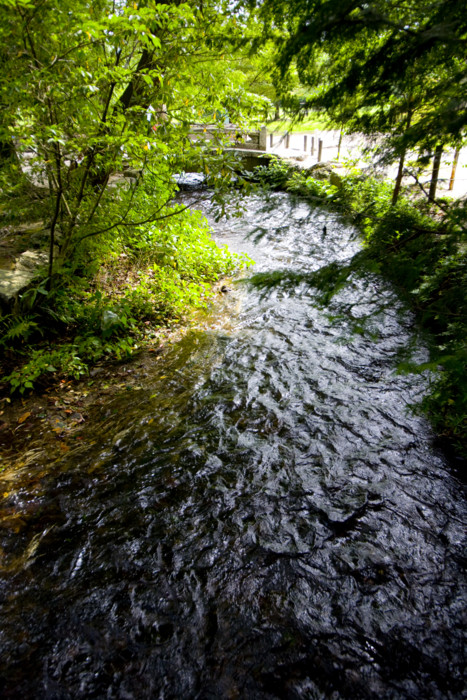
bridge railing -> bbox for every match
[188,125,267,152]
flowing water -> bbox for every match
[0,191,466,699]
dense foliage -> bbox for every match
[249,0,467,201]
[0,0,263,389]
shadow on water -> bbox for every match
[0,191,466,699]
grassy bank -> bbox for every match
[252,159,467,462]
[1,206,250,396]
[266,113,335,133]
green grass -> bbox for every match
[266,113,338,133]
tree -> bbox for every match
[247,0,467,201]
[0,0,263,287]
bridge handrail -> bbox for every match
[188,125,267,152]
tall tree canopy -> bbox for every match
[0,0,264,280]
[249,0,467,162]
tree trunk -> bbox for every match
[449,147,460,191]
[118,48,156,112]
[429,144,443,201]
[47,189,62,292]
[392,109,412,205]
[392,153,406,206]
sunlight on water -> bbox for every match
[0,191,466,699]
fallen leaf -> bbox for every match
[18,412,31,424]
[0,514,27,533]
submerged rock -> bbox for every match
[307,161,343,187]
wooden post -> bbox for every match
[449,147,460,191]
[311,136,315,156]
[304,135,308,152]
[429,144,443,201]
[318,138,323,162]
[337,131,343,161]
[285,132,290,149]
[270,133,273,148]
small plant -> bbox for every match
[0,314,42,347]
[5,350,59,394]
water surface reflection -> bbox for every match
[0,193,465,699]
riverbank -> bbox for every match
[0,202,249,386]
[1,339,171,474]
[0,274,242,475]
[250,160,467,464]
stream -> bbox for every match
[0,190,466,698]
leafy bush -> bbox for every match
[286,171,339,200]
[252,158,297,190]
[1,206,250,394]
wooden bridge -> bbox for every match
[187,125,271,171]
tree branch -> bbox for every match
[76,200,194,244]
